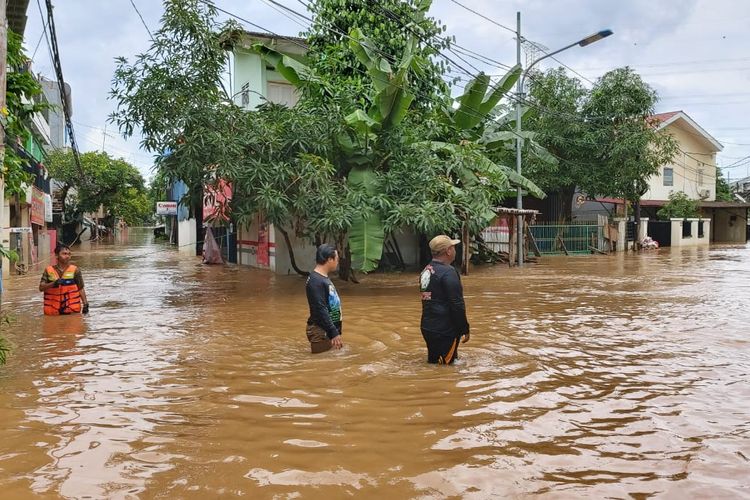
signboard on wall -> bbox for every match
[44,194,53,222]
[156,201,178,216]
[31,187,45,226]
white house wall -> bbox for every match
[238,215,276,271]
[645,122,717,202]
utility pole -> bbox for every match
[0,0,6,311]
[515,11,524,266]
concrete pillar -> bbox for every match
[700,218,711,244]
[614,218,626,252]
[638,218,649,242]
[687,218,699,245]
[671,218,683,247]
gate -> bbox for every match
[647,220,672,247]
[528,222,603,255]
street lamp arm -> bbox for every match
[519,29,613,90]
[520,41,579,90]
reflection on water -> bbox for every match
[0,230,749,498]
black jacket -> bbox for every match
[419,260,470,337]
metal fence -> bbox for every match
[528,221,604,255]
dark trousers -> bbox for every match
[421,330,460,364]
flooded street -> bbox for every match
[1,228,749,498]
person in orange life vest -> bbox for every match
[39,244,89,315]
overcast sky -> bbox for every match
[22,0,750,183]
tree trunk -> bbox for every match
[558,185,576,223]
[193,190,204,256]
[277,225,309,277]
[633,197,641,250]
[335,234,358,283]
[60,184,70,218]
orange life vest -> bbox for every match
[43,265,82,316]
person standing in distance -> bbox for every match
[305,244,343,353]
[419,235,470,364]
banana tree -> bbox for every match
[251,29,420,274]
[435,67,553,197]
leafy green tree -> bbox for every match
[255,30,542,276]
[46,150,151,225]
[657,191,700,219]
[111,0,543,278]
[582,67,678,228]
[302,0,452,110]
[715,166,733,202]
[110,0,241,218]
[520,68,590,221]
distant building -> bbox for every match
[573,110,749,245]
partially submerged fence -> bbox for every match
[528,220,605,255]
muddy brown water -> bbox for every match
[0,229,749,498]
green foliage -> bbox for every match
[657,191,700,220]
[521,68,589,192]
[110,0,240,213]
[112,0,540,276]
[582,67,678,205]
[716,167,733,202]
[301,0,452,111]
[2,29,50,196]
[453,68,521,131]
[46,150,151,225]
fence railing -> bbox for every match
[528,223,603,255]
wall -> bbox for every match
[645,121,717,202]
[233,51,267,109]
[391,228,421,268]
[1,178,8,279]
[274,226,316,275]
[238,215,276,271]
[712,208,747,243]
[670,218,711,247]
[178,218,197,255]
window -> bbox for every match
[698,168,704,186]
[267,82,299,107]
[663,167,674,186]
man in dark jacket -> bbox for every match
[419,235,470,364]
[305,244,343,353]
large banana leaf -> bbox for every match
[349,28,416,130]
[349,28,392,93]
[349,212,385,273]
[453,65,521,131]
[418,141,546,199]
[347,166,385,272]
[250,44,311,88]
[454,74,490,131]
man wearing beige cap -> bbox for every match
[418,235,470,364]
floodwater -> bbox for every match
[1,229,749,499]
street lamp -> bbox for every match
[514,16,612,266]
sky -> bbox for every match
[21,0,750,184]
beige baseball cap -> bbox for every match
[429,235,461,253]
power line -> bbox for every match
[30,21,47,60]
[206,0,743,174]
[446,0,516,36]
[367,1,480,77]
[43,0,85,183]
[128,0,154,40]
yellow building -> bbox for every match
[643,111,749,244]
